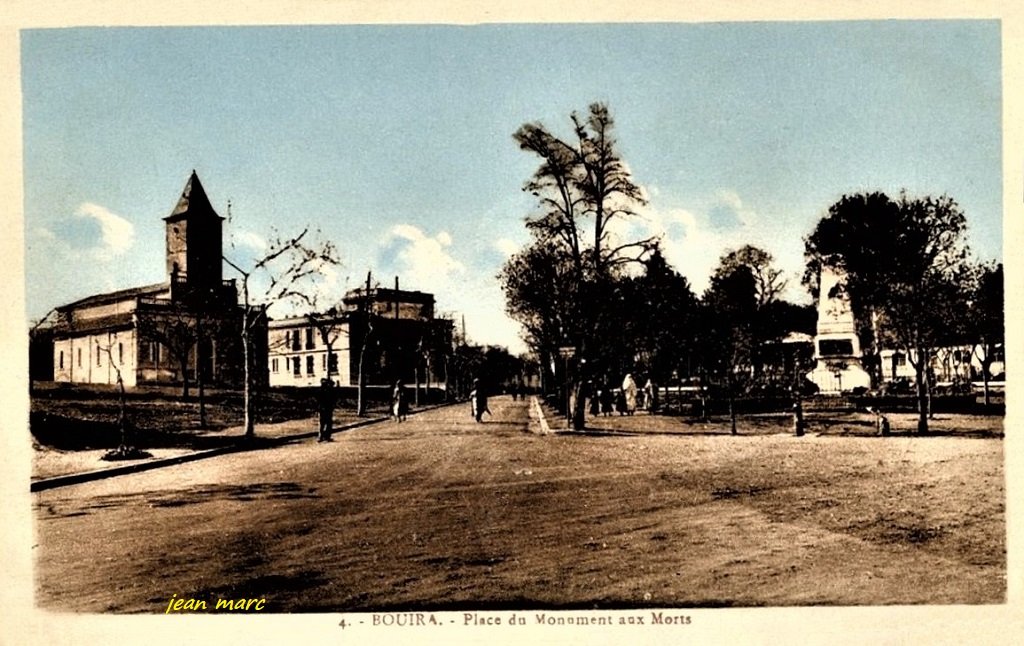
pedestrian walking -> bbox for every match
[622,373,638,416]
[470,378,491,422]
[643,378,656,413]
[316,378,336,442]
[391,380,408,422]
[600,382,614,416]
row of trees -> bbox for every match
[500,103,1004,434]
[804,192,1004,433]
[499,103,817,430]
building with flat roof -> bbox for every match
[267,286,453,389]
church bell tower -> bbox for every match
[164,171,224,299]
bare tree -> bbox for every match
[224,228,340,439]
[137,303,198,398]
[351,270,380,417]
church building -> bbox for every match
[48,172,253,389]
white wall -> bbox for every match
[267,320,351,388]
[53,329,137,387]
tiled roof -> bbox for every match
[56,282,170,312]
[52,312,135,337]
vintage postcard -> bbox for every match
[2,1,1022,644]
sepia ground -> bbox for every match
[33,396,1004,612]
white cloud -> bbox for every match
[380,224,465,292]
[34,226,56,241]
[232,229,267,251]
[625,190,782,295]
[494,238,519,258]
[75,202,135,258]
[714,189,757,227]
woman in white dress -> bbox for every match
[622,373,638,416]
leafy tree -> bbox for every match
[618,248,700,384]
[967,262,1004,407]
[505,103,655,429]
[701,261,758,434]
[714,244,786,309]
[714,244,799,383]
[805,191,972,433]
[499,239,577,377]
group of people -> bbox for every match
[315,377,409,444]
[315,371,652,438]
[588,374,657,417]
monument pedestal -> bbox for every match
[808,266,872,395]
[808,356,871,395]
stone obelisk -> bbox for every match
[808,265,871,394]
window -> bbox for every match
[306,355,315,375]
[894,352,907,367]
[118,343,123,365]
[271,358,279,373]
[284,331,290,349]
[97,343,102,366]
[306,327,315,349]
[59,351,64,369]
[329,353,338,375]
[293,357,301,376]
[77,348,82,367]
[291,330,301,351]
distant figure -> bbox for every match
[622,373,638,416]
[643,378,656,413]
[316,378,336,442]
[589,384,601,416]
[600,383,614,416]
[391,380,408,422]
[470,378,491,422]
[510,381,519,402]
[868,406,890,436]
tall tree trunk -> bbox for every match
[180,357,190,399]
[981,342,991,409]
[982,363,991,408]
[423,358,432,405]
[570,341,587,430]
[729,384,737,435]
[115,367,128,448]
[356,271,372,417]
[196,316,207,429]
[414,362,421,407]
[914,346,929,434]
[792,375,805,437]
[242,300,254,439]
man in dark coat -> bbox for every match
[317,378,337,442]
[471,378,490,422]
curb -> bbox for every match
[30,401,456,493]
[529,395,552,435]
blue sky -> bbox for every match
[21,21,1002,354]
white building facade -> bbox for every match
[267,316,350,388]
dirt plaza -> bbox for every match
[34,396,1004,612]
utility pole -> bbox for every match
[357,270,372,416]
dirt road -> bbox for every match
[34,396,1004,612]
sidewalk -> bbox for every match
[31,403,452,492]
